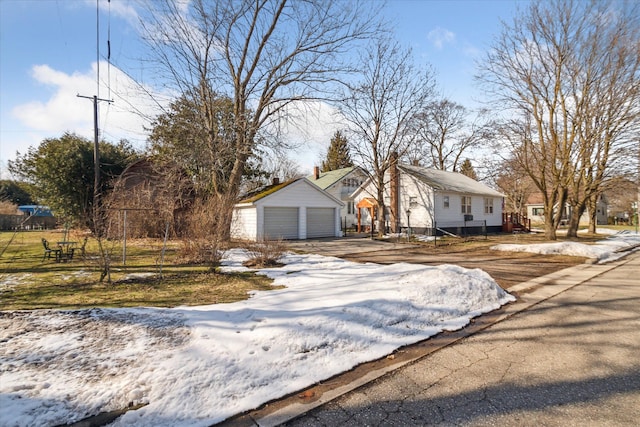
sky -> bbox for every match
[1,230,638,426]
[0,0,527,179]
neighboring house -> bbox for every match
[108,159,194,238]
[14,205,57,230]
[306,166,367,229]
[232,178,344,241]
[525,193,608,226]
[352,162,505,235]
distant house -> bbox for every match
[525,193,608,226]
[352,162,505,235]
[232,178,344,241]
[15,205,57,230]
[108,159,194,238]
[17,205,54,217]
[306,166,367,229]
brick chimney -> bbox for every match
[313,166,320,180]
[390,152,400,233]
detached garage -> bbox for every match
[232,178,344,241]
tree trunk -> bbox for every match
[543,215,557,240]
[566,207,580,238]
[376,180,386,238]
[567,202,586,238]
[587,195,598,234]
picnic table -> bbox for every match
[56,241,77,262]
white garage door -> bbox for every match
[307,208,335,238]
[264,207,299,239]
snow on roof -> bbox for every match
[398,164,504,197]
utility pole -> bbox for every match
[77,94,113,233]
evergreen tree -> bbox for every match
[459,159,478,180]
[8,132,138,229]
[321,131,353,171]
[0,180,35,205]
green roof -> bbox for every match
[237,179,296,203]
[306,167,356,190]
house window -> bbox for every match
[461,196,471,214]
[532,207,544,216]
[347,201,355,215]
[484,198,494,214]
[443,196,449,208]
[409,196,418,208]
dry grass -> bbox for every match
[0,230,277,311]
[391,228,611,252]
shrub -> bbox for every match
[244,238,288,268]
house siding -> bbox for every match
[352,166,504,235]
[399,173,435,229]
[231,206,258,240]
[233,179,343,241]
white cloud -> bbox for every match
[11,62,166,152]
[96,0,139,26]
[428,27,456,50]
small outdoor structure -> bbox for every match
[356,198,378,233]
[502,212,531,233]
[232,178,344,241]
[352,160,505,236]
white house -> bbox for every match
[526,193,608,226]
[231,178,344,241]
[306,166,368,229]
[352,162,505,235]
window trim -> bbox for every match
[484,197,494,215]
[461,196,471,215]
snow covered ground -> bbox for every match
[1,231,638,427]
[492,228,640,263]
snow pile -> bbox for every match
[0,250,514,427]
[492,230,640,263]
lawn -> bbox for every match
[1,226,632,311]
[0,230,276,310]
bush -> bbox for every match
[244,238,287,268]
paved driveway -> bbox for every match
[286,236,585,290]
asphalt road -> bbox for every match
[279,250,640,426]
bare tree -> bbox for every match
[565,2,640,235]
[138,0,382,239]
[478,0,640,239]
[493,156,537,215]
[409,99,491,171]
[341,38,436,236]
